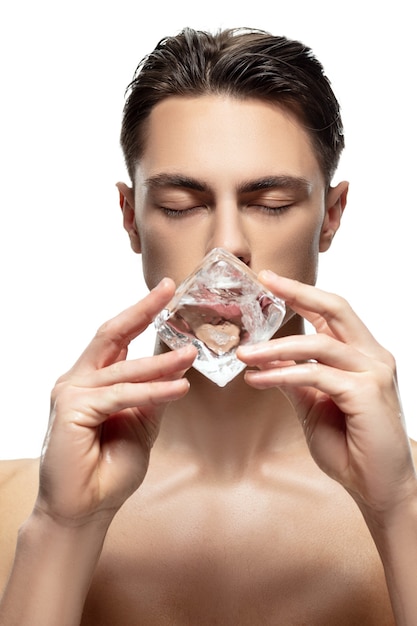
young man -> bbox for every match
[1,27,416,625]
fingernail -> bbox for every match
[153,277,170,291]
[178,344,197,355]
[238,344,258,357]
[258,269,277,280]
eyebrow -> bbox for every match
[238,175,312,195]
[144,173,312,195]
[144,173,209,193]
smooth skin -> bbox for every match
[240,271,414,513]
[1,95,416,625]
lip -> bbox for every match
[171,303,242,328]
[154,248,286,386]
[197,302,242,320]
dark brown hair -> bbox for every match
[121,27,344,186]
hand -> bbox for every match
[238,271,417,516]
[35,278,196,526]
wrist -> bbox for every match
[18,505,111,586]
[0,509,111,626]
[360,488,417,626]
[358,478,417,535]
[21,503,111,547]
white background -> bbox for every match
[0,1,415,459]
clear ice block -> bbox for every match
[154,248,286,387]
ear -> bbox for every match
[319,181,349,252]
[116,182,141,253]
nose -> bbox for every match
[207,204,251,266]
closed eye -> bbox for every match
[248,203,292,215]
[159,203,292,217]
[158,205,207,217]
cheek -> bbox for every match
[140,237,177,289]
[255,215,323,286]
[138,219,204,289]
[137,209,324,289]
[283,229,321,285]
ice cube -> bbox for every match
[154,248,286,386]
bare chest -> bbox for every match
[81,474,394,625]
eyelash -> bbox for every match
[159,204,292,217]
[159,206,204,217]
[252,204,292,214]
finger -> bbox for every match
[72,345,197,387]
[238,333,373,373]
[58,378,191,429]
[259,271,396,369]
[244,359,395,418]
[243,361,355,404]
[258,271,382,353]
[69,278,176,374]
[244,358,344,387]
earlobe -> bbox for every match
[319,181,349,252]
[116,182,141,254]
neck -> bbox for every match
[154,314,307,479]
[156,378,304,480]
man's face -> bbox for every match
[130,95,343,290]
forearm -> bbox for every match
[362,493,417,626]
[0,509,110,626]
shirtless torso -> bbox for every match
[2,28,417,625]
[0,410,399,625]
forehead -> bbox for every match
[135,95,323,188]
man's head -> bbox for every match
[120,27,344,188]
[117,27,348,306]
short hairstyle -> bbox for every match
[121,27,344,186]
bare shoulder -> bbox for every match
[0,457,39,498]
[0,458,39,591]
[0,457,39,523]
[409,437,417,462]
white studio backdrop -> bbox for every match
[0,0,415,459]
